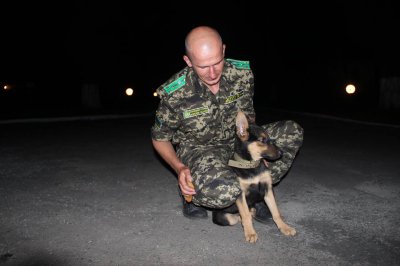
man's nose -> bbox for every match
[209,66,217,78]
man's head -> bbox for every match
[183,26,226,88]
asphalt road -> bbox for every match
[1,109,399,266]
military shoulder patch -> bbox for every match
[226,58,250,70]
[163,75,186,95]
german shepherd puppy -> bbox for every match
[212,111,296,243]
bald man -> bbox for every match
[151,26,303,221]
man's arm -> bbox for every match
[152,139,196,196]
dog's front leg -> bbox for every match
[236,193,258,243]
[264,184,296,236]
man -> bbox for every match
[151,26,303,222]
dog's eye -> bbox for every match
[258,137,268,144]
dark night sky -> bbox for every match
[1,1,399,116]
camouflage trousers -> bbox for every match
[177,120,304,209]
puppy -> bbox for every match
[212,111,296,243]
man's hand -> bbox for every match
[178,166,196,199]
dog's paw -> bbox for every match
[245,231,258,243]
[280,225,296,236]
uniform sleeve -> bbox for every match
[241,70,256,123]
[151,98,180,141]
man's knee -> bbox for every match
[277,120,304,150]
[284,120,304,140]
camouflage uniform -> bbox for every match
[151,59,303,209]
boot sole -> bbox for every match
[182,211,209,219]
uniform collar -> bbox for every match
[193,75,210,99]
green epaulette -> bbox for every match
[163,74,186,95]
[226,58,251,70]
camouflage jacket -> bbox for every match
[151,58,255,153]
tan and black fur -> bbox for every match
[212,111,296,243]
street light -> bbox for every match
[345,84,356,95]
[125,87,134,96]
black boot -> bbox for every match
[253,201,273,224]
[182,200,208,219]
[179,188,208,219]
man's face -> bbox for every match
[184,44,225,87]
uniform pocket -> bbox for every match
[181,107,215,144]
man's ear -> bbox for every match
[183,55,192,67]
[236,111,249,140]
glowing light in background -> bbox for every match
[3,84,11,90]
[345,84,356,94]
[153,92,158,97]
[125,87,134,96]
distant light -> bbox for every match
[3,84,10,90]
[153,92,158,97]
[345,84,356,94]
[125,87,134,96]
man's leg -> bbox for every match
[181,146,241,210]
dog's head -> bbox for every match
[235,111,282,162]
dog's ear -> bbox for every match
[236,111,249,140]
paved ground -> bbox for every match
[0,109,399,266]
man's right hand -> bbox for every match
[178,166,196,197]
